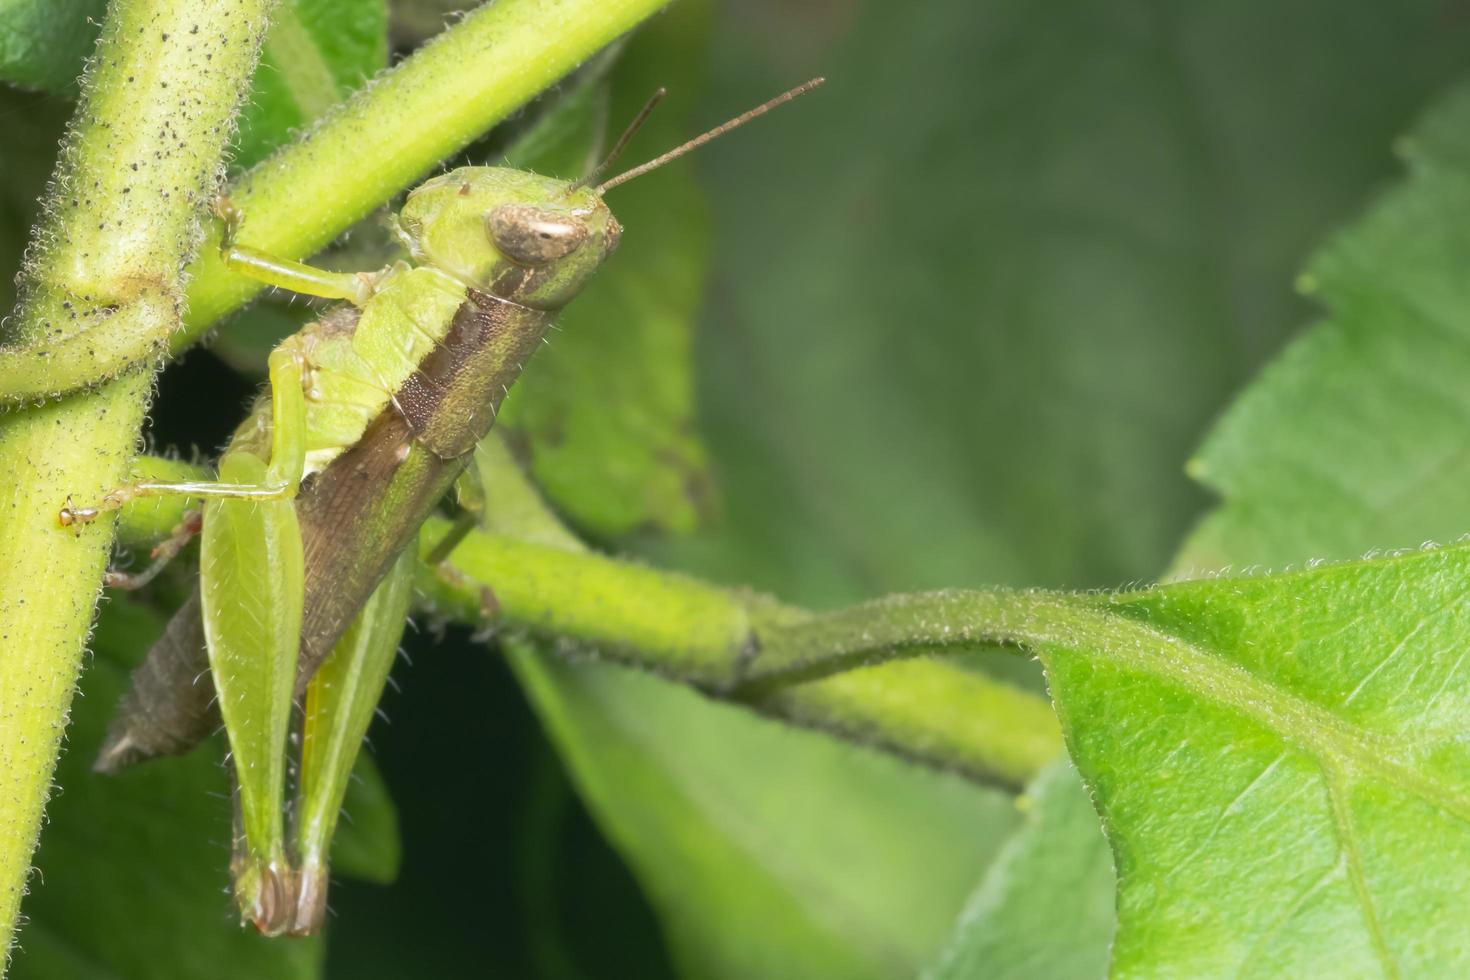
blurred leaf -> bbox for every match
[487,14,1021,978]
[617,6,1469,970]
[649,0,1470,604]
[322,628,679,980]
[9,599,320,979]
[1176,84,1470,573]
[925,762,1114,980]
[0,88,66,317]
[330,753,401,884]
[0,0,106,91]
[510,647,1021,980]
[388,0,464,49]
[234,0,387,169]
[210,302,316,378]
[1036,542,1470,975]
[1130,69,1470,980]
[501,68,607,183]
[498,3,714,537]
[0,0,383,154]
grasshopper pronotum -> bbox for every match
[78,78,824,935]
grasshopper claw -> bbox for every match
[58,503,100,526]
[214,194,244,253]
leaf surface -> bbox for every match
[634,6,1470,970]
[0,0,106,91]
[1114,69,1470,978]
[656,0,1470,600]
[497,6,714,536]
[233,0,387,169]
[488,14,1024,978]
[329,753,401,885]
[1177,84,1470,573]
[926,762,1115,980]
[1040,543,1470,975]
[511,648,1019,980]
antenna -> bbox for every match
[567,87,668,193]
[596,77,826,194]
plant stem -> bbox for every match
[440,440,1064,786]
[419,519,1064,787]
[0,0,274,961]
[0,0,672,403]
[179,0,671,343]
[744,589,1105,685]
[420,525,758,683]
[744,659,1062,787]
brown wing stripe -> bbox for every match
[395,288,542,459]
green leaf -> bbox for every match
[1177,83,1470,573]
[0,0,106,91]
[234,0,387,169]
[650,0,1470,601]
[926,762,1115,980]
[1035,543,1470,975]
[0,88,67,317]
[616,6,1469,969]
[510,647,1021,980]
[1134,67,1470,980]
[500,64,609,183]
[485,18,1021,976]
[497,3,713,537]
[0,0,383,156]
[8,599,320,979]
[329,753,401,885]
[503,2,1470,975]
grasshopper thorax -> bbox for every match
[398,167,620,309]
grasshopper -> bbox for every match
[76,78,825,935]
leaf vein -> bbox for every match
[1323,765,1399,978]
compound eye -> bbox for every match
[486,205,588,265]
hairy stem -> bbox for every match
[180,0,670,344]
[745,589,1106,685]
[0,0,275,961]
[0,0,672,404]
[420,523,1062,786]
[419,423,1068,787]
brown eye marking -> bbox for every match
[487,204,588,265]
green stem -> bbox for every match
[419,524,758,684]
[179,0,670,344]
[441,438,1062,786]
[0,0,671,403]
[745,589,1103,685]
[0,0,275,962]
[419,519,1064,787]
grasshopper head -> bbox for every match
[398,166,620,309]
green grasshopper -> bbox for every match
[75,78,824,935]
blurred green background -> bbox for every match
[3,0,1469,976]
